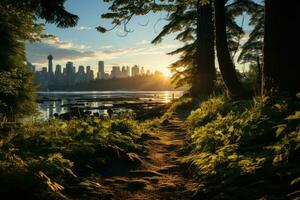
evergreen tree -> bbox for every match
[0,0,78,119]
[263,0,300,97]
[98,0,256,98]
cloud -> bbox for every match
[136,40,150,45]
[75,26,93,31]
[26,37,178,67]
[42,37,90,50]
[99,45,113,49]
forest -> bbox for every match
[0,0,299,199]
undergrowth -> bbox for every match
[180,95,300,200]
[0,117,156,199]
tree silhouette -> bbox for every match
[263,0,300,97]
[0,0,78,119]
[98,0,259,98]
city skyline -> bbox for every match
[24,0,253,78]
[29,54,165,90]
[29,54,164,77]
[25,0,181,77]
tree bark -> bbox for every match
[263,0,300,97]
[214,0,246,99]
[256,56,262,95]
[190,1,216,97]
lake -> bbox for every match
[37,91,185,119]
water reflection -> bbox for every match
[37,91,184,119]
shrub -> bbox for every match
[183,96,300,199]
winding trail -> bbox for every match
[98,116,196,200]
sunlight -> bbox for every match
[162,68,172,77]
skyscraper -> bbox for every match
[111,66,121,78]
[98,61,105,79]
[131,65,140,77]
[86,66,93,81]
[54,64,62,83]
[66,62,74,85]
[27,62,36,73]
[55,65,62,76]
[77,65,85,83]
[47,55,53,75]
[141,67,145,75]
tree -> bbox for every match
[238,3,264,65]
[192,1,216,96]
[151,1,216,96]
[238,2,264,94]
[214,0,256,98]
[98,0,261,98]
[263,0,300,97]
[0,0,78,119]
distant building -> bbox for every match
[31,57,156,90]
[54,64,63,83]
[121,66,130,78]
[27,62,36,73]
[48,54,54,76]
[86,66,93,81]
[66,62,75,85]
[141,67,144,75]
[131,65,140,77]
[103,73,110,80]
[111,66,122,78]
[55,64,62,76]
[76,65,85,83]
[98,61,105,79]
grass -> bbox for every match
[0,116,157,199]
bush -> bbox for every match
[0,117,151,199]
[183,96,300,199]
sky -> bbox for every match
[25,0,254,76]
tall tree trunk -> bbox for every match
[263,0,300,97]
[256,56,262,95]
[214,0,245,99]
[191,1,216,97]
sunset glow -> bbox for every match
[162,68,172,77]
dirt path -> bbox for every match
[96,117,196,200]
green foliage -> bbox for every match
[0,117,151,199]
[0,1,78,120]
[187,96,226,128]
[183,96,300,199]
[0,2,41,119]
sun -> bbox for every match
[161,68,172,77]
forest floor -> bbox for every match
[93,116,197,200]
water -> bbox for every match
[37,91,184,119]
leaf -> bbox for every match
[274,124,287,137]
[291,177,300,186]
[96,26,107,33]
[228,126,234,133]
[286,111,300,120]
